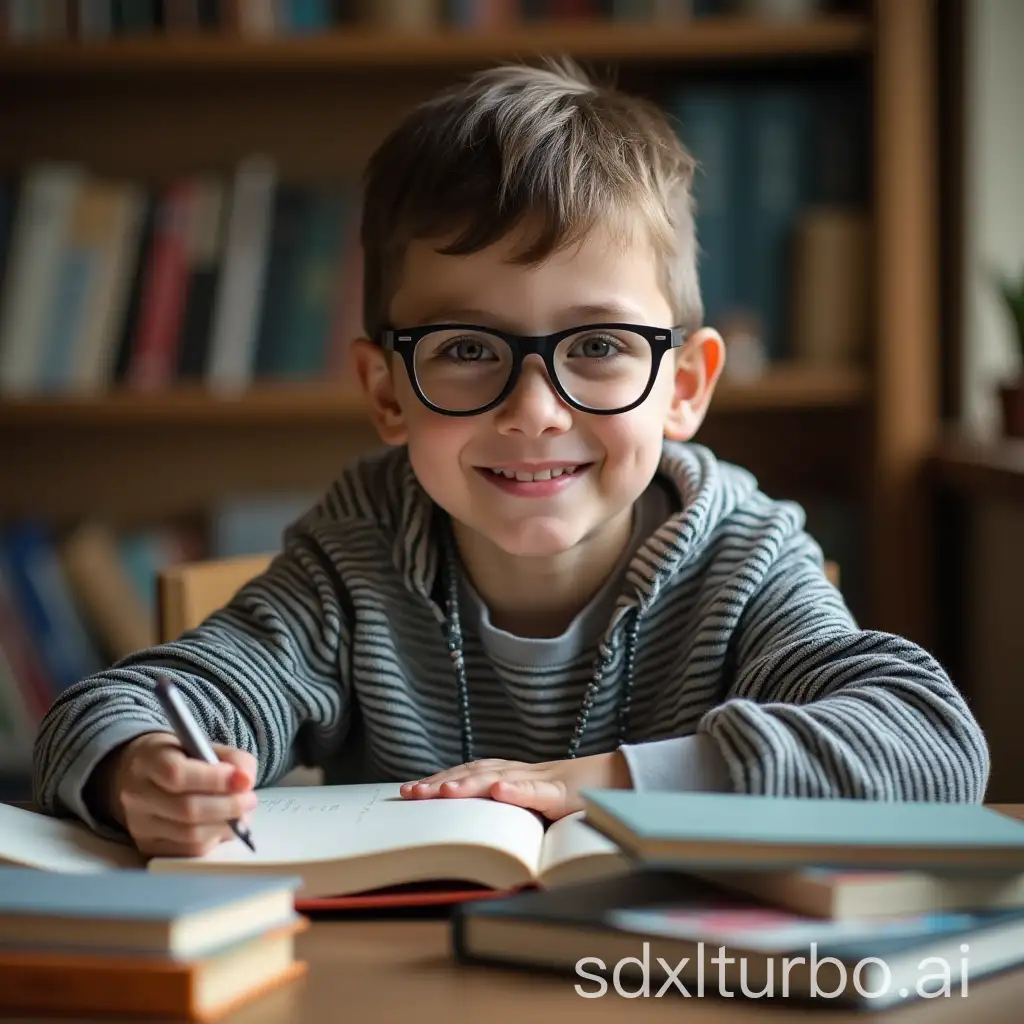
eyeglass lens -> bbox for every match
[411,328,654,412]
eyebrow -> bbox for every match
[411,302,650,328]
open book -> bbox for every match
[1,783,629,900]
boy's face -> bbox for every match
[352,222,723,560]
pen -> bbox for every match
[153,673,257,853]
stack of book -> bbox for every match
[453,793,1024,1009]
[0,867,307,1021]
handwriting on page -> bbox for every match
[260,796,344,815]
[258,785,387,825]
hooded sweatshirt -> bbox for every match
[32,440,989,839]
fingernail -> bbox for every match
[444,780,460,789]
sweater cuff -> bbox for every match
[620,734,733,793]
[54,722,166,842]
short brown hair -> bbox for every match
[360,58,702,338]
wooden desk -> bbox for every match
[209,915,1024,1024]
[8,807,1024,1023]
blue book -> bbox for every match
[581,791,1024,872]
[670,85,742,333]
[0,867,301,959]
[0,523,104,693]
[736,88,812,361]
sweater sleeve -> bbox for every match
[697,531,990,802]
[31,523,351,838]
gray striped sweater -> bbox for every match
[33,441,989,837]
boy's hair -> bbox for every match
[360,58,702,339]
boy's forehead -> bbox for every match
[388,225,667,328]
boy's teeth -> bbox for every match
[492,466,577,481]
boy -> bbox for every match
[33,60,988,857]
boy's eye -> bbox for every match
[438,337,499,362]
[567,333,623,359]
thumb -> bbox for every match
[211,743,258,792]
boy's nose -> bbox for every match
[494,356,573,436]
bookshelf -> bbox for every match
[0,365,869,427]
[0,16,871,71]
[0,0,941,655]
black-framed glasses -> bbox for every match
[376,322,687,416]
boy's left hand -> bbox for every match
[399,752,632,820]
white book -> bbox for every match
[0,165,83,395]
[0,783,629,898]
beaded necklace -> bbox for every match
[438,516,640,764]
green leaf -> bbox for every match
[996,270,1024,356]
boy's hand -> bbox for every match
[102,732,258,858]
[399,751,632,820]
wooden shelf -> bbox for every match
[0,16,871,75]
[0,366,868,428]
[930,432,1024,504]
[715,364,869,411]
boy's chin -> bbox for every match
[479,518,589,560]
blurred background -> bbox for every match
[0,0,1020,802]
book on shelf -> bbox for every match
[0,160,361,399]
[0,67,871,401]
[452,869,1024,1009]
[0,866,306,1022]
[0,782,630,908]
[665,77,869,371]
[0,0,704,44]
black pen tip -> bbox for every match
[235,824,256,853]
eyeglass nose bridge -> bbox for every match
[496,333,574,407]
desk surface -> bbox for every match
[211,916,1024,1024]
[8,805,1024,1023]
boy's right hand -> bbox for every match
[104,732,258,858]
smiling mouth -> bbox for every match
[480,464,590,482]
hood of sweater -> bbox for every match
[342,438,760,650]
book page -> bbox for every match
[0,802,144,872]
[537,810,630,889]
[149,783,548,894]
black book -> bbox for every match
[452,869,1024,1009]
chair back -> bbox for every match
[158,553,272,643]
[158,552,840,643]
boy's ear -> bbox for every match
[349,337,410,446]
[663,327,726,441]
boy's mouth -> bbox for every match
[476,462,592,496]
[482,464,586,482]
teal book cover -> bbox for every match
[0,867,301,921]
[581,792,1024,870]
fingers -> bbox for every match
[121,777,258,857]
[114,733,260,858]
[401,762,531,799]
[404,759,514,791]
[135,820,240,859]
[211,743,258,791]
[130,786,258,827]
[490,778,573,819]
[143,743,250,796]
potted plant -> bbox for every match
[996,266,1024,438]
